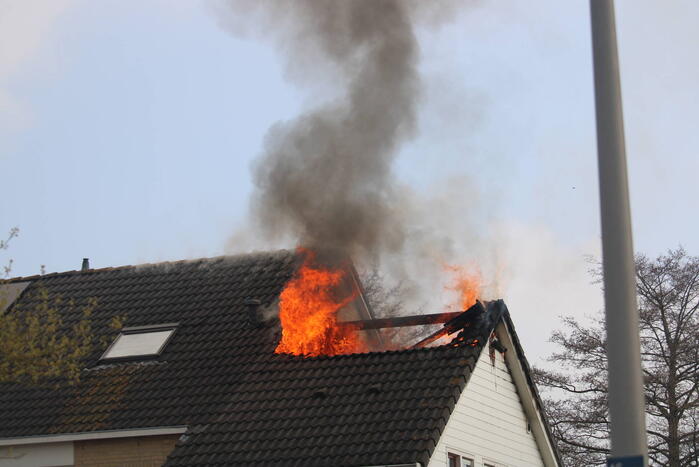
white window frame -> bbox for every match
[446,446,476,467]
[446,446,509,467]
[100,323,178,362]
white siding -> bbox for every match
[427,346,545,467]
[0,442,73,467]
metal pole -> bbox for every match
[589,1,648,464]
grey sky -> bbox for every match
[1,0,696,362]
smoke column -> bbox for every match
[217,1,491,317]
[218,0,424,261]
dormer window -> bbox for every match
[100,323,177,361]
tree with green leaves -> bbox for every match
[0,227,100,385]
[0,289,97,384]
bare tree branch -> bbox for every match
[535,248,699,466]
[1,227,19,278]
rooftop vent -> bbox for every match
[244,298,262,327]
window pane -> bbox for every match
[462,457,474,467]
[448,452,460,467]
[103,329,174,359]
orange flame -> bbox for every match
[275,249,367,357]
[445,264,481,310]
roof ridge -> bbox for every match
[1,249,297,283]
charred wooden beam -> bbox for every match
[410,326,453,349]
[339,311,464,330]
[339,301,487,349]
[411,301,486,349]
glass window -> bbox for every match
[448,452,475,467]
[101,325,176,360]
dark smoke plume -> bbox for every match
[217,0,429,261]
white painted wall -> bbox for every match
[0,442,73,467]
[427,343,545,467]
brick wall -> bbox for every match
[74,434,179,467]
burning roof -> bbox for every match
[0,250,532,466]
[269,247,483,357]
[274,248,367,356]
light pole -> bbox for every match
[589,1,648,465]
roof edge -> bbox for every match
[498,307,564,466]
[0,426,188,446]
[0,249,296,283]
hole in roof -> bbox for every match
[100,324,177,361]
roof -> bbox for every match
[0,250,512,466]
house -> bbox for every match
[0,250,561,466]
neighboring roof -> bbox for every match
[0,251,519,466]
[0,280,30,313]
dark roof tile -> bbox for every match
[0,250,498,466]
